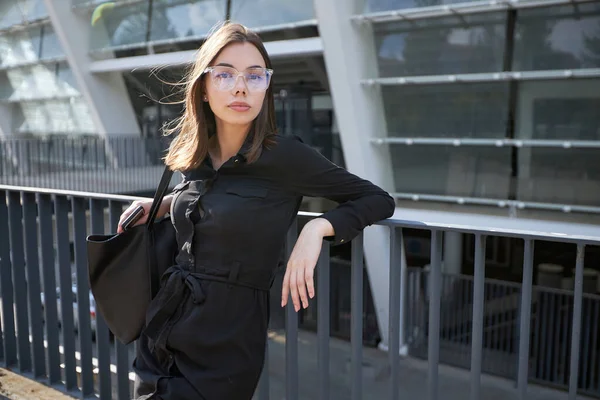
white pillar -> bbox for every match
[443,232,463,276]
[42,0,140,137]
[314,0,397,348]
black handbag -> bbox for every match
[86,166,177,344]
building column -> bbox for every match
[42,0,140,137]
[313,0,399,349]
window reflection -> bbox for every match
[150,0,225,42]
[14,98,95,134]
[4,63,78,101]
[19,0,47,21]
[391,146,512,198]
[0,0,23,29]
[89,2,150,49]
[516,79,600,141]
[513,3,600,70]
[382,83,509,138]
[0,28,43,67]
[40,26,64,60]
[230,0,314,28]
[517,148,600,206]
[374,14,506,77]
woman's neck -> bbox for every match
[209,122,251,167]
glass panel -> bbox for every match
[19,0,47,21]
[382,83,509,138]
[513,3,600,70]
[230,0,314,28]
[391,146,512,198]
[57,62,80,95]
[517,148,600,206]
[40,25,64,59]
[364,0,480,13]
[516,79,600,141]
[149,0,225,42]
[14,98,96,134]
[374,13,506,78]
[89,2,150,49]
[5,64,76,100]
[0,0,23,29]
[0,27,42,67]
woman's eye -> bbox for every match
[248,74,263,81]
[216,72,233,79]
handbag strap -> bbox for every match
[146,165,174,228]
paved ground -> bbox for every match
[0,368,72,400]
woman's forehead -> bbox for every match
[212,42,266,69]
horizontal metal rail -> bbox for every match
[371,138,600,149]
[352,0,598,24]
[0,16,50,35]
[361,69,600,86]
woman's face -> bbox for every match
[204,42,270,131]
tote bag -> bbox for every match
[86,166,176,344]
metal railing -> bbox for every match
[1,184,599,399]
[0,136,172,194]
[405,268,600,397]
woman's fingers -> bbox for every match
[289,267,300,312]
[281,262,315,312]
[281,268,290,307]
[296,265,309,309]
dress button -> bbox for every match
[340,239,345,243]
[234,158,240,164]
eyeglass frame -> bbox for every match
[202,66,274,92]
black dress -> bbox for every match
[133,134,395,399]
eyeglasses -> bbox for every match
[203,66,274,92]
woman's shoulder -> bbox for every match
[264,134,310,160]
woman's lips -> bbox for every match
[228,102,251,112]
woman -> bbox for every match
[118,22,395,400]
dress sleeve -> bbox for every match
[280,136,396,246]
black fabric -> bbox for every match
[86,166,176,344]
[133,134,395,399]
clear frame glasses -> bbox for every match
[203,66,274,92]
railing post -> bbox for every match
[109,200,133,400]
[470,234,486,400]
[8,191,31,373]
[285,218,299,400]
[55,194,78,391]
[389,227,401,400]
[568,244,586,399]
[0,190,17,367]
[428,230,443,400]
[517,239,534,399]
[351,233,364,400]
[23,192,46,378]
[72,196,95,396]
[317,241,331,400]
[38,193,62,384]
[90,198,114,400]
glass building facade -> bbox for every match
[0,0,598,210]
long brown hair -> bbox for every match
[163,22,277,171]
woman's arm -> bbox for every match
[279,136,395,311]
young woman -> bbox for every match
[118,22,395,400]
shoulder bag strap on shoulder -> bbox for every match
[146,165,174,228]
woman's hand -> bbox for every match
[117,195,173,233]
[281,218,334,312]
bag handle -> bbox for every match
[146,165,174,228]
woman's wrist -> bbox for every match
[305,217,334,238]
